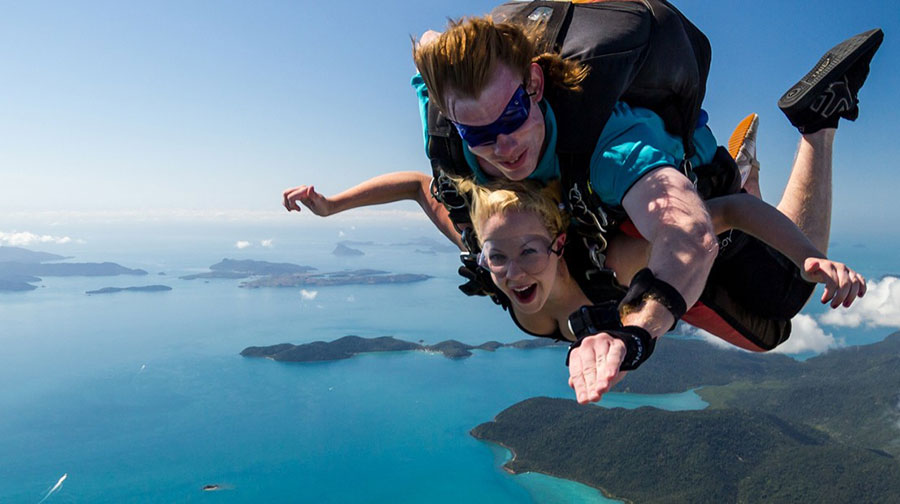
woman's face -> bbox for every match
[478,210,564,314]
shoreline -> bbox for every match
[473,435,628,503]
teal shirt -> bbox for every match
[412,74,717,206]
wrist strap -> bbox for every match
[620,268,687,330]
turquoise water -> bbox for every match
[1,224,895,503]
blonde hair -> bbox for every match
[413,16,588,114]
[455,178,568,244]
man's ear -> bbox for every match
[528,62,545,102]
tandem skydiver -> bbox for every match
[283,7,882,403]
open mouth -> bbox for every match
[511,283,537,304]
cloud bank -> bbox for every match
[819,276,900,329]
[0,231,77,246]
[770,314,840,354]
[687,313,840,355]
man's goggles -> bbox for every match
[451,85,532,147]
[477,234,562,277]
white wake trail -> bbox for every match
[37,473,67,504]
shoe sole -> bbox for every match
[728,113,758,160]
[778,28,883,113]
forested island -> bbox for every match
[0,246,147,291]
[180,259,429,287]
[472,332,900,503]
[241,335,564,362]
[86,285,172,295]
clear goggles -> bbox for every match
[477,234,563,276]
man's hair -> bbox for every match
[413,16,588,114]
[455,178,568,244]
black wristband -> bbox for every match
[620,268,687,330]
[565,325,656,371]
[607,325,656,371]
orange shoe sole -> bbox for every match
[728,113,758,160]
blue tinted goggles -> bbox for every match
[451,85,532,147]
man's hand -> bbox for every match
[282,185,333,216]
[803,257,867,308]
[567,333,628,404]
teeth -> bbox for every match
[512,285,533,293]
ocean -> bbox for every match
[0,220,895,503]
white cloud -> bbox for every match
[260,239,273,248]
[235,240,251,249]
[819,276,900,328]
[338,230,346,238]
[346,295,355,302]
[687,326,739,350]
[770,314,841,354]
[0,231,77,246]
[685,314,839,355]
[300,289,318,300]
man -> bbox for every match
[284,15,881,403]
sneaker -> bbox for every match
[778,28,883,133]
[728,113,759,187]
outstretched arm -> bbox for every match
[282,172,463,250]
[706,192,866,308]
[568,167,718,405]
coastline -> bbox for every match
[475,436,626,504]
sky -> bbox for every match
[1,0,898,237]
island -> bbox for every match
[333,243,364,256]
[471,332,900,503]
[239,269,431,288]
[241,335,564,362]
[0,246,148,291]
[180,259,316,280]
[0,246,67,263]
[331,243,366,257]
[86,285,172,295]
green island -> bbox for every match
[471,332,900,503]
[0,246,147,291]
[179,259,429,287]
[86,285,172,295]
[241,335,564,361]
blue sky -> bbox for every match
[1,0,897,237]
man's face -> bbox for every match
[444,64,545,181]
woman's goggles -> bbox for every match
[451,85,532,147]
[477,234,562,276]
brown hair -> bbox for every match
[455,178,568,244]
[413,16,588,114]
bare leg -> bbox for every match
[775,128,835,254]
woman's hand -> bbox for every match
[282,185,334,216]
[567,333,628,404]
[803,257,867,308]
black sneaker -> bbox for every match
[778,28,883,133]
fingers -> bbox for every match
[568,348,589,403]
[567,334,625,404]
[282,185,310,212]
[811,259,868,309]
[830,263,852,308]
